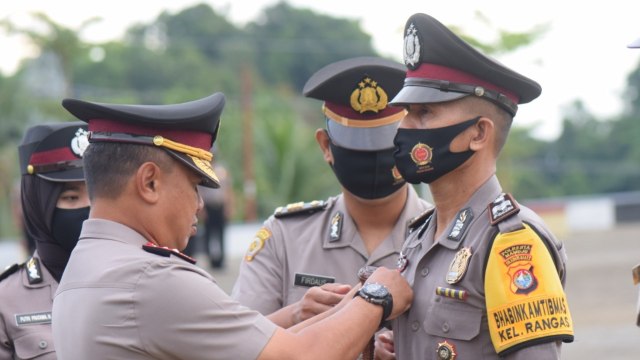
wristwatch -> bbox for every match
[354,283,393,328]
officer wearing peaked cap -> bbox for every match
[374,14,574,360]
[51,93,414,360]
[232,57,432,330]
[1,121,90,359]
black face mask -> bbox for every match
[329,142,406,200]
[51,206,90,253]
[393,117,480,184]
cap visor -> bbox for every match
[36,167,85,183]
[389,85,467,106]
[165,150,220,188]
[327,118,400,151]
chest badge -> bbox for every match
[446,247,472,284]
[436,340,457,360]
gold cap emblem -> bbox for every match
[350,77,388,113]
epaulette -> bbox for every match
[0,263,20,283]
[488,193,520,225]
[142,242,196,265]
[407,208,435,232]
[274,200,327,219]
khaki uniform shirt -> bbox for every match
[232,186,431,314]
[52,219,277,360]
[393,176,568,360]
[0,252,57,359]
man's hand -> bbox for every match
[374,330,395,360]
[366,267,413,320]
[291,283,352,325]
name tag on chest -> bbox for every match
[15,311,52,326]
[294,273,335,287]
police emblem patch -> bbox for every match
[349,76,388,113]
[404,23,421,69]
[436,340,457,360]
[245,227,271,262]
[410,142,433,169]
[70,128,90,157]
[446,247,472,284]
[508,264,538,294]
[329,212,343,242]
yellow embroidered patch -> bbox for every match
[244,227,271,262]
[485,224,574,355]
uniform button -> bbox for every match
[411,321,420,332]
[442,322,450,333]
[39,340,48,349]
[421,267,429,277]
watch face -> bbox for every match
[364,283,389,298]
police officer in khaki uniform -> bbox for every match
[374,14,575,360]
[51,93,414,359]
[232,57,432,328]
[0,122,90,359]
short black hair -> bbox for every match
[459,96,513,155]
[83,143,174,200]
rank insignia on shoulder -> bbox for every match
[245,227,272,262]
[329,212,343,242]
[26,257,43,285]
[447,207,473,241]
[408,208,434,232]
[274,200,327,219]
[489,193,520,225]
[0,263,20,283]
[142,242,196,264]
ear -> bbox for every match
[315,129,334,164]
[469,117,494,151]
[135,162,162,204]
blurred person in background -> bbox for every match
[0,122,90,359]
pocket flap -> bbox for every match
[14,331,55,359]
[423,302,483,341]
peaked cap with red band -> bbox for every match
[61,93,224,188]
[18,121,89,182]
[303,57,407,151]
[390,13,542,116]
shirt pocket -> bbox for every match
[423,300,483,341]
[13,331,55,359]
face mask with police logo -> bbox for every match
[393,116,480,184]
[51,206,90,253]
[329,142,405,200]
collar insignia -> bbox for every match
[26,257,43,285]
[329,211,343,242]
[447,207,473,241]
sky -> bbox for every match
[1,0,639,140]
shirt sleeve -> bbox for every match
[136,261,278,360]
[231,218,286,315]
[504,341,562,359]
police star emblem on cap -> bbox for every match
[391,13,542,116]
[18,121,89,182]
[61,93,225,188]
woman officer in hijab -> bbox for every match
[0,122,90,359]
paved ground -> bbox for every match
[2,222,639,358]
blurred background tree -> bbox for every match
[1,1,639,238]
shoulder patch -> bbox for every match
[142,242,196,264]
[408,207,435,232]
[274,200,327,218]
[489,193,520,225]
[0,263,20,283]
[244,227,272,262]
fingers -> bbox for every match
[294,283,352,323]
[374,330,395,360]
